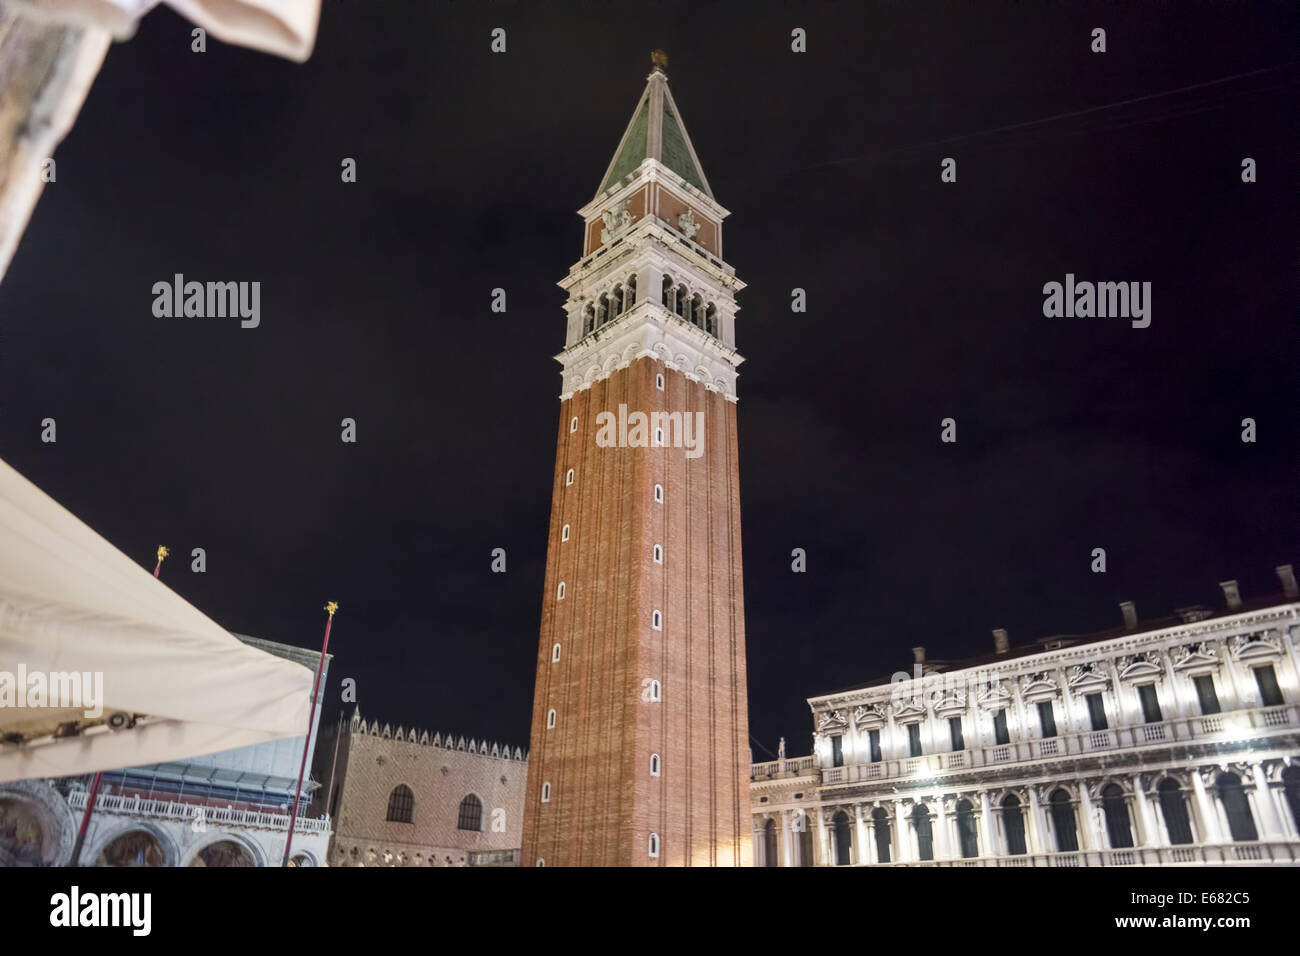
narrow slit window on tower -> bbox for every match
[569,416,578,433]
[566,468,575,486]
[541,782,551,803]
[556,582,565,600]
[653,427,664,446]
[647,679,661,702]
[536,858,546,867]
[653,483,663,503]
[653,544,663,564]
[546,709,556,729]
[551,643,561,663]
[648,833,660,858]
[656,372,664,390]
[561,523,570,542]
[650,753,661,776]
[652,609,662,630]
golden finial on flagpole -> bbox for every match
[325,601,339,618]
[156,545,169,563]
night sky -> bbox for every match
[0,2,1295,764]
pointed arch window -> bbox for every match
[1217,773,1258,842]
[1157,779,1195,845]
[386,785,414,823]
[645,679,661,702]
[653,544,663,564]
[651,610,662,630]
[1101,783,1134,848]
[649,753,661,777]
[656,372,665,391]
[569,416,578,433]
[653,484,663,503]
[457,794,482,831]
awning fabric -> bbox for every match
[0,456,313,783]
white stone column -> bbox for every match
[1191,770,1222,844]
[1077,784,1098,850]
[1133,778,1159,848]
[1027,788,1046,854]
[1251,763,1284,839]
[815,810,831,866]
[980,791,997,858]
[781,810,794,867]
[854,806,869,865]
[935,799,950,860]
[895,802,909,863]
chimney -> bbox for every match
[1219,580,1242,611]
[1119,601,1137,630]
[992,628,1010,654]
[1277,564,1298,599]
[912,646,926,667]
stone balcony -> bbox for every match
[753,704,1299,787]
[67,790,332,834]
[873,840,1299,867]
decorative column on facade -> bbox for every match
[935,798,950,860]
[1132,776,1158,847]
[1251,762,1284,839]
[1077,783,1098,851]
[854,805,869,865]
[1190,769,1222,844]
[1163,653,1187,720]
[894,802,909,863]
[815,810,831,866]
[979,791,997,859]
[780,810,794,867]
[1026,787,1046,854]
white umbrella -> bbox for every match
[0,456,313,783]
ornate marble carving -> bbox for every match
[677,208,701,240]
[600,200,635,244]
[1172,640,1218,669]
[852,703,885,728]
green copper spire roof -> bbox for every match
[597,54,713,199]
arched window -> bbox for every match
[763,819,778,868]
[1157,778,1195,845]
[653,483,663,503]
[653,544,663,564]
[546,708,556,729]
[647,679,661,702]
[536,858,545,867]
[613,285,625,316]
[556,582,565,600]
[1049,788,1078,852]
[457,794,482,831]
[798,815,815,867]
[832,811,852,865]
[551,643,561,663]
[1101,783,1134,848]
[955,798,979,858]
[1283,766,1300,834]
[651,610,662,630]
[583,304,595,335]
[1217,773,1258,842]
[689,293,704,327]
[656,372,664,391]
[569,416,577,433]
[597,293,610,327]
[653,427,664,446]
[650,753,661,776]
[386,785,413,823]
[1001,794,1027,855]
[705,303,717,336]
[626,273,636,306]
[541,782,551,803]
[565,468,574,486]
[872,806,892,863]
[648,833,660,858]
[561,523,570,542]
[912,804,934,861]
[674,284,687,318]
[661,275,674,309]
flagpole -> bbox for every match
[69,546,167,866]
[282,601,337,867]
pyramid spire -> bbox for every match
[596,50,713,200]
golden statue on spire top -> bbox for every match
[651,49,668,71]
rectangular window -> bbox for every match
[868,729,882,763]
[1085,692,1108,731]
[1138,683,1163,723]
[993,709,1010,746]
[1037,701,1057,738]
[907,723,922,758]
[948,716,964,751]
[831,734,843,768]
[1193,674,1221,715]
[1254,665,1284,707]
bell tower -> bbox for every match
[521,52,752,867]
